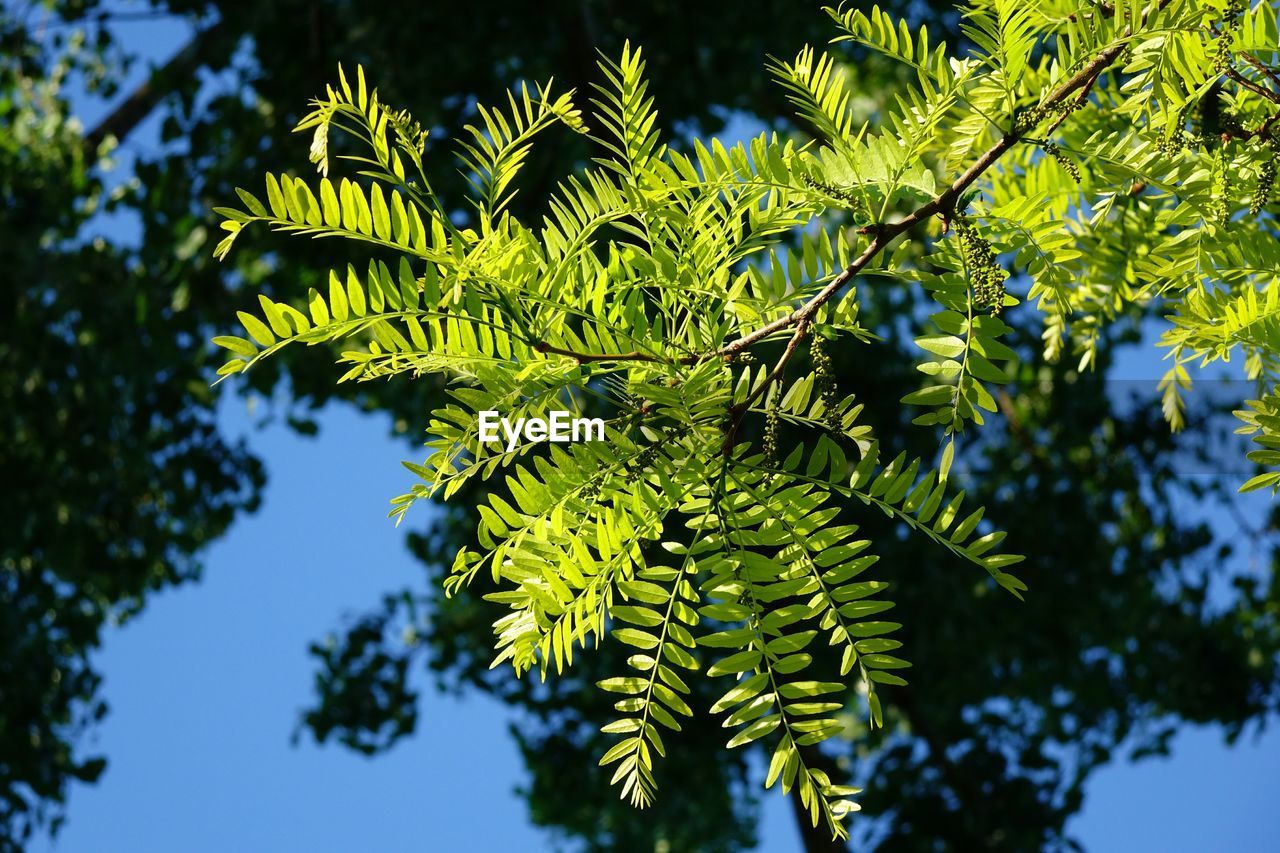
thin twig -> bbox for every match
[713,15,1146,362]
[737,318,812,416]
[721,319,812,456]
[1239,51,1280,91]
[542,0,1171,370]
[1226,67,1280,105]
[1221,109,1280,143]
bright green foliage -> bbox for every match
[212,0,1280,839]
[1236,387,1280,492]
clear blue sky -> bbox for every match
[31,399,1280,853]
[30,5,1280,851]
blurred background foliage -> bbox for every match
[2,1,1278,850]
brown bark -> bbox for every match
[83,19,229,154]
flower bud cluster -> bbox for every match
[762,400,781,478]
[1212,145,1233,225]
[1213,0,1246,74]
[956,217,1006,315]
[1013,99,1077,134]
[1251,147,1277,216]
[810,335,842,431]
[1042,142,1081,183]
[625,443,662,484]
[801,173,867,216]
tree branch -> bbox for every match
[1226,67,1280,106]
[712,1,1167,361]
[536,1,1169,371]
[1239,50,1280,92]
[738,316,812,415]
[721,316,812,456]
[83,19,228,154]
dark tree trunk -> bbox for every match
[84,20,230,153]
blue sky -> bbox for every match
[30,399,1280,853]
[27,4,1280,850]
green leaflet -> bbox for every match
[1236,389,1280,496]
[209,0,1280,840]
